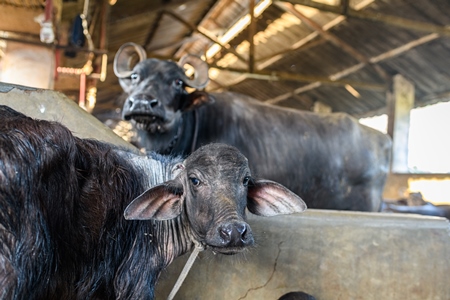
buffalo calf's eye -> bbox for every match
[190,177,200,186]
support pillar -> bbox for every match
[313,101,332,113]
[387,74,414,173]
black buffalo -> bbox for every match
[114,43,392,211]
[382,199,450,219]
[0,105,306,299]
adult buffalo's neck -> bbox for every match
[135,111,196,156]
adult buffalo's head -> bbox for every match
[124,143,307,255]
[114,43,212,138]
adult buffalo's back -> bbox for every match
[114,43,392,211]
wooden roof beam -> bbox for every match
[340,0,349,15]
[248,0,256,73]
[277,0,450,36]
[265,33,439,104]
[276,2,390,81]
[162,9,248,63]
[143,10,164,50]
[210,65,386,91]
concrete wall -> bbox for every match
[156,210,450,300]
[0,82,135,151]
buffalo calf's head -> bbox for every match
[114,43,213,136]
[124,143,307,254]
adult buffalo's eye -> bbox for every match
[130,73,139,82]
[243,176,251,187]
[190,177,200,186]
[174,78,184,88]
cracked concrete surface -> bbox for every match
[237,242,283,300]
[155,211,450,300]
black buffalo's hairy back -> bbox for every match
[1,105,81,297]
[0,105,150,299]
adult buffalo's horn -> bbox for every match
[114,42,147,78]
[177,54,210,89]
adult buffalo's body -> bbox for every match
[0,105,306,299]
[114,43,392,212]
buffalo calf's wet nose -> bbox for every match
[218,222,253,247]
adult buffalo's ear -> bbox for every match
[181,91,215,112]
[124,180,184,220]
[247,179,307,216]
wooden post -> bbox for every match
[248,0,256,73]
[313,101,332,113]
[387,74,415,173]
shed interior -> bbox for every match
[0,2,449,298]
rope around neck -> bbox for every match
[166,242,205,300]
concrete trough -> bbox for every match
[155,210,450,300]
[1,83,448,299]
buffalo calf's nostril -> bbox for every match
[219,224,232,241]
[236,223,247,238]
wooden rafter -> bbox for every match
[162,9,248,63]
[278,0,450,36]
[276,2,390,82]
[248,0,256,73]
[265,33,439,104]
[210,65,386,91]
[144,9,164,49]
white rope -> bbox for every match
[166,243,205,300]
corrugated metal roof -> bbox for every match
[42,0,450,119]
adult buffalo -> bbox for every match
[0,105,306,299]
[114,42,392,212]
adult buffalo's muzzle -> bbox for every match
[123,97,167,132]
[123,96,159,119]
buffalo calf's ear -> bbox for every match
[247,179,307,216]
[124,180,184,220]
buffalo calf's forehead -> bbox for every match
[185,143,249,171]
